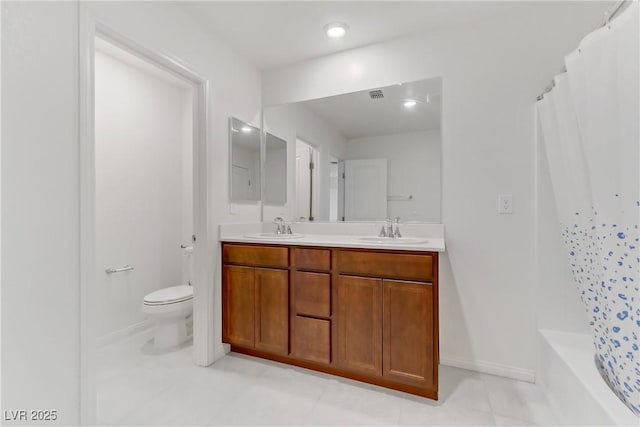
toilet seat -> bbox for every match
[143,285,193,306]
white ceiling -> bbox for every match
[300,77,441,139]
[182,1,613,70]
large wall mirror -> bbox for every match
[264,132,287,204]
[229,117,261,202]
[263,77,442,222]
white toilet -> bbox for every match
[142,285,193,349]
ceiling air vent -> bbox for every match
[368,89,384,100]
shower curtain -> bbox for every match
[536,2,639,415]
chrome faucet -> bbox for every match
[386,218,394,238]
[379,217,402,238]
[393,217,402,238]
[274,217,294,235]
[274,217,284,234]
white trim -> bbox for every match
[78,5,96,424]
[79,10,213,425]
[441,355,536,383]
[96,320,152,348]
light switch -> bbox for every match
[498,194,513,214]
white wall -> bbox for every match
[94,47,192,341]
[264,103,347,221]
[2,1,262,424]
[263,2,607,378]
[345,130,441,222]
[2,2,80,424]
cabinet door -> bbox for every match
[255,268,289,355]
[292,316,331,364]
[383,279,434,388]
[337,275,382,376]
[223,265,255,348]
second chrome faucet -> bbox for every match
[379,217,402,238]
[274,217,293,235]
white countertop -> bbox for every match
[220,233,445,252]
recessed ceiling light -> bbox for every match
[324,22,348,39]
[241,126,252,133]
[403,100,417,109]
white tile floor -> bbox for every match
[97,330,561,426]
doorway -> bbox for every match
[329,156,345,221]
[80,22,212,424]
[295,138,319,221]
[94,36,194,345]
[93,35,197,423]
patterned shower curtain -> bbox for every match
[536,2,639,415]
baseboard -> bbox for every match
[96,320,151,347]
[441,355,536,383]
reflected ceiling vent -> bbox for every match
[368,89,384,100]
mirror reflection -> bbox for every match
[263,77,442,222]
[229,117,261,202]
[264,132,287,204]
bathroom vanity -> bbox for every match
[221,239,440,399]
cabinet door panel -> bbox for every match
[255,268,289,355]
[223,265,255,348]
[383,279,434,388]
[292,316,331,364]
[337,275,382,376]
[294,271,331,318]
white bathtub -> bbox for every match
[538,329,638,426]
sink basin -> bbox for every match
[355,236,428,245]
[244,233,305,240]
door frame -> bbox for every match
[79,7,212,424]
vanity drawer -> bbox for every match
[294,271,331,318]
[293,248,331,271]
[292,316,331,364]
[223,244,288,268]
[337,250,433,282]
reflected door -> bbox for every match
[344,159,388,220]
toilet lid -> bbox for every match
[144,285,193,305]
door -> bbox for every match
[337,275,382,376]
[295,139,319,220]
[344,159,388,220]
[255,268,289,355]
[383,279,434,388]
[223,265,255,348]
[338,160,346,221]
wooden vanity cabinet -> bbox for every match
[222,245,289,355]
[221,242,439,400]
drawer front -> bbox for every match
[223,244,288,268]
[337,250,433,282]
[294,272,331,318]
[292,316,331,364]
[294,248,331,271]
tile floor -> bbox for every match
[97,330,562,426]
